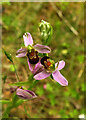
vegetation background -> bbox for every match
[2,2,85,118]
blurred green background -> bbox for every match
[2,2,85,118]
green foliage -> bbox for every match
[10,81,29,86]
[13,99,23,108]
[2,15,12,26]
[69,109,78,118]
[2,105,12,118]
[24,105,31,118]
[2,112,9,118]
[36,86,44,96]
[58,2,69,11]
[46,83,53,92]
[2,1,11,5]
[3,48,13,63]
[0,100,11,104]
[28,80,39,90]
[28,74,34,81]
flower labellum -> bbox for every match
[41,56,55,72]
[27,49,39,64]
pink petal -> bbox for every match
[34,44,51,53]
[23,32,33,47]
[10,86,18,93]
[34,69,51,80]
[52,70,68,86]
[27,58,34,71]
[55,60,65,70]
[16,52,26,57]
[16,88,37,100]
[57,60,65,70]
[16,48,27,57]
[16,48,27,54]
[25,90,37,98]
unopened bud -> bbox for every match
[39,20,53,45]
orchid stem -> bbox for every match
[28,80,39,90]
[12,62,19,82]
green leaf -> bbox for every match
[9,81,29,86]
[0,100,11,104]
[12,93,19,104]
[24,105,31,118]
[2,105,12,118]
[3,48,13,63]
[2,112,9,118]
[11,93,23,107]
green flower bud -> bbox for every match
[39,20,53,45]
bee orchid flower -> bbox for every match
[10,86,37,100]
[16,88,37,100]
[16,32,51,71]
[34,56,68,86]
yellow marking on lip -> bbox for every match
[34,56,36,58]
[19,86,22,89]
[50,64,53,67]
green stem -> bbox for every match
[2,105,13,118]
[28,80,39,90]
[2,94,20,118]
[12,62,19,82]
